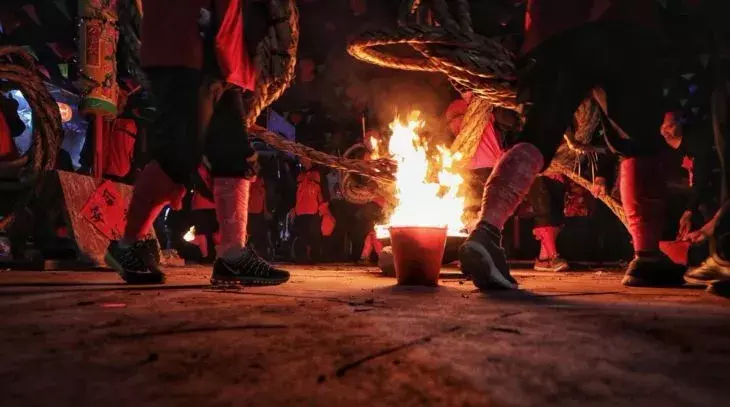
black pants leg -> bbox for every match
[247,213,270,259]
[465,168,492,221]
[203,84,257,179]
[144,68,256,185]
[528,176,565,228]
[293,214,321,263]
[144,68,205,185]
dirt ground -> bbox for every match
[1,265,729,407]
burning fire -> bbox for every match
[375,112,466,238]
[183,226,196,242]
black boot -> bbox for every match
[459,221,517,290]
[622,251,686,287]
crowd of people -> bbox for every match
[1,0,729,297]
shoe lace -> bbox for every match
[132,241,159,269]
[237,249,273,277]
[120,244,147,270]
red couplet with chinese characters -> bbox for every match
[80,180,127,240]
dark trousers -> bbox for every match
[144,67,255,185]
[247,213,270,259]
[465,167,493,220]
[293,214,321,263]
[527,176,565,228]
[516,23,664,165]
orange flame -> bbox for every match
[376,112,466,238]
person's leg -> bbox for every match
[360,229,373,262]
[464,168,492,231]
[703,70,730,293]
[309,215,323,263]
[106,68,202,284]
[593,27,685,287]
[712,61,730,203]
[246,213,267,259]
[459,42,590,290]
[291,216,307,263]
[205,86,288,285]
[529,176,569,271]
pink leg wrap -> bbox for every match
[480,143,545,229]
[620,157,666,253]
[534,226,560,258]
[361,232,373,259]
[123,161,186,242]
[214,178,250,261]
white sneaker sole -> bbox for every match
[534,263,569,272]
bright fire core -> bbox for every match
[375,113,466,238]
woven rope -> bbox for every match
[345,0,627,228]
[242,0,397,199]
[549,161,627,229]
[449,96,491,160]
[0,46,62,231]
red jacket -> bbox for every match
[141,0,255,90]
[522,0,660,55]
[103,118,136,178]
[0,110,19,161]
[295,170,323,216]
[248,176,267,214]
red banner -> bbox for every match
[80,180,126,240]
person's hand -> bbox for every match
[591,177,607,197]
[682,214,717,244]
[677,210,693,240]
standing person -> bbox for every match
[247,174,271,259]
[528,175,569,271]
[358,195,384,264]
[447,93,571,270]
[679,0,730,296]
[459,0,686,290]
[105,0,289,286]
[291,159,324,263]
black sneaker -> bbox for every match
[621,252,686,287]
[458,221,518,290]
[211,247,290,287]
[105,239,165,284]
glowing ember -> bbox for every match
[183,226,196,242]
[376,112,466,238]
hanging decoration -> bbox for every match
[57,102,73,123]
[77,0,119,118]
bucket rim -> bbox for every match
[388,226,448,232]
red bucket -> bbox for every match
[389,226,447,286]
